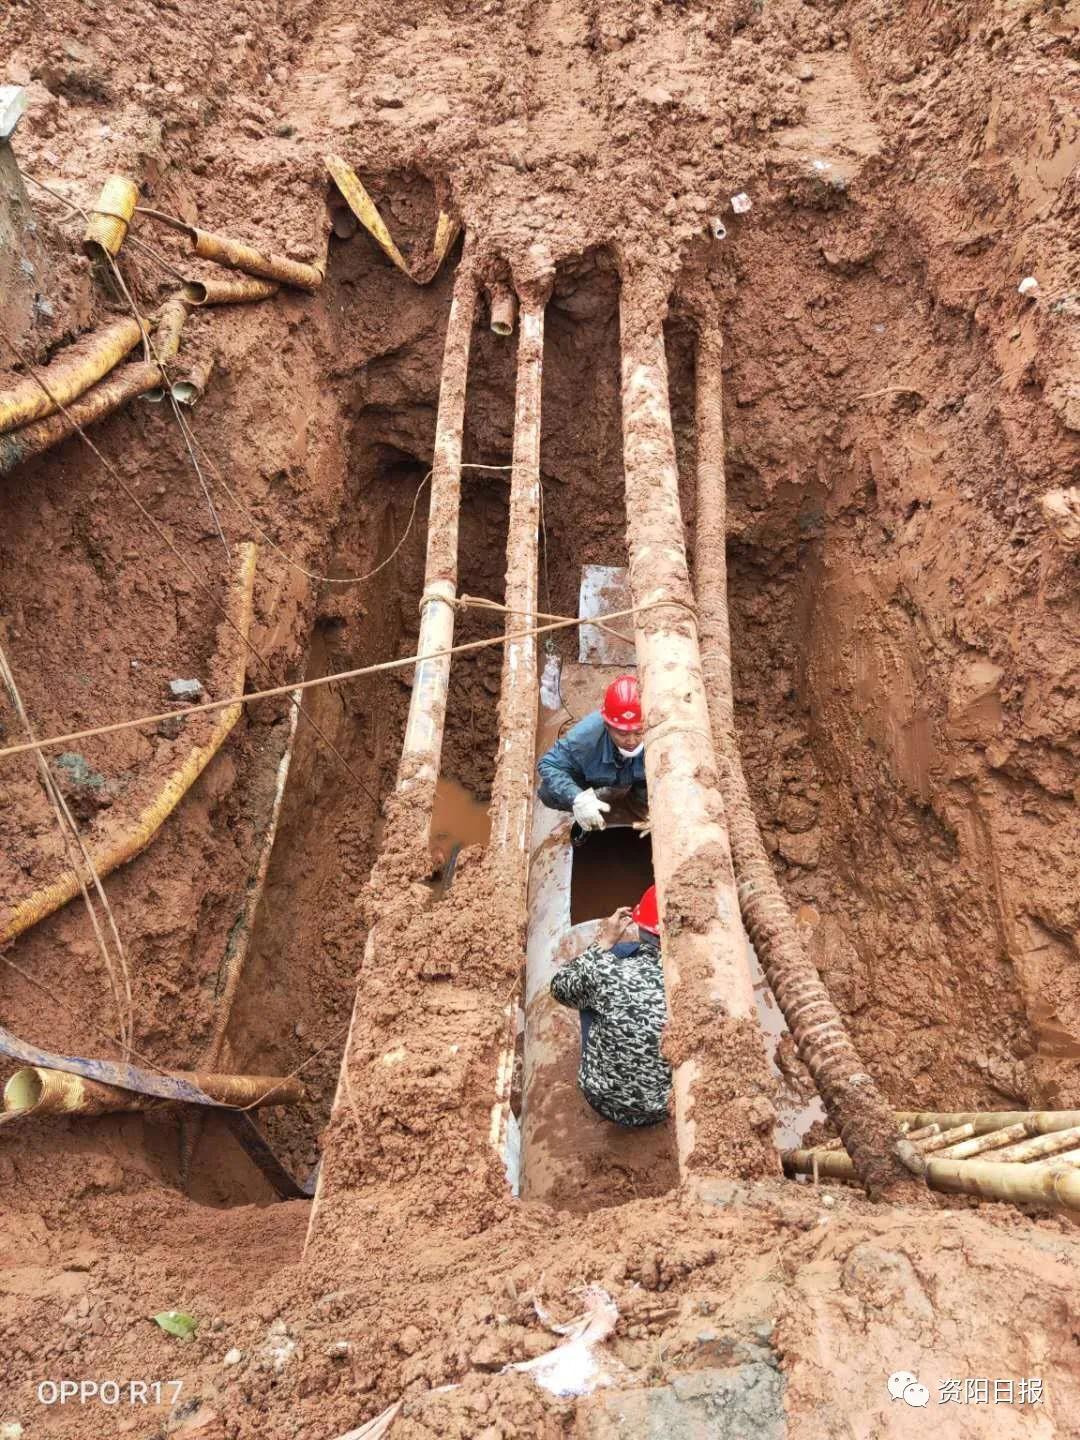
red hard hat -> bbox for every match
[632,884,659,932]
[600,674,642,732]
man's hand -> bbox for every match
[597,906,633,950]
[572,788,610,831]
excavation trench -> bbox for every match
[0,217,1057,1235]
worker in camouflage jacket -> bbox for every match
[550,885,671,1128]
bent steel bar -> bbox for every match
[397,257,477,798]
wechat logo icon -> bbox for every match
[888,1371,930,1408]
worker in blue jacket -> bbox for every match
[536,674,647,831]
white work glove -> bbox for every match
[572,788,610,831]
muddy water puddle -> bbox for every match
[430,777,492,887]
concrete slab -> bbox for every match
[577,1361,786,1439]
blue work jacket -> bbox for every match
[536,711,647,811]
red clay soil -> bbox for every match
[0,0,1078,1435]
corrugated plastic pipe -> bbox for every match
[4,1065,303,1116]
[487,282,517,337]
[82,175,138,260]
[0,315,145,433]
[693,323,924,1200]
[324,155,460,284]
[182,276,279,306]
[0,296,189,474]
[0,542,256,946]
[141,207,324,291]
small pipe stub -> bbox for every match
[83,175,139,261]
[488,282,517,337]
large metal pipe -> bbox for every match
[396,261,477,798]
[693,323,922,1198]
[619,292,777,1181]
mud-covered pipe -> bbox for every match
[182,276,279,307]
[191,228,323,292]
[4,1065,303,1116]
[397,261,477,798]
[83,175,138,260]
[0,543,256,944]
[783,1146,1080,1213]
[619,292,777,1182]
[489,301,543,863]
[693,324,924,1200]
[0,296,189,475]
[896,1109,1080,1134]
[171,352,215,407]
[0,315,144,433]
[488,282,517,337]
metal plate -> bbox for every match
[577,566,636,666]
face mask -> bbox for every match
[616,742,644,758]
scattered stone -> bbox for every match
[169,678,205,702]
[397,1324,423,1356]
[259,1319,296,1371]
[1039,487,1080,548]
[222,1347,243,1367]
[62,1248,99,1272]
[776,828,820,868]
[1017,275,1039,297]
[326,1340,352,1359]
[731,191,752,213]
[51,751,111,819]
[797,63,815,81]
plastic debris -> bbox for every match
[508,1287,620,1398]
[169,678,205,701]
[731,192,752,214]
[334,1400,404,1440]
[711,216,727,240]
[153,1310,198,1340]
[1018,276,1039,297]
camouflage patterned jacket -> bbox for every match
[550,938,671,1127]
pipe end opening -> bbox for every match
[4,1068,43,1113]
